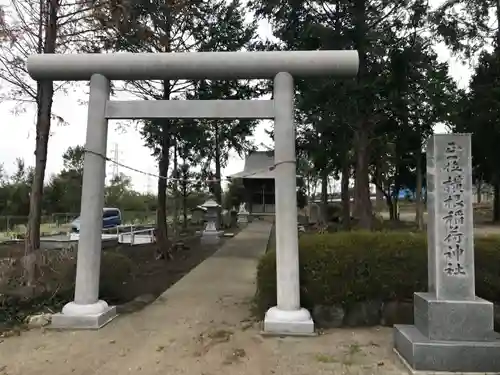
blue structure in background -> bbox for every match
[70,207,122,233]
[392,187,426,201]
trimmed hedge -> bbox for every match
[255,231,500,317]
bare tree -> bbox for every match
[0,0,108,285]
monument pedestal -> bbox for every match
[201,220,221,244]
[394,134,500,373]
[394,293,500,373]
[237,213,248,224]
[394,325,500,373]
[237,203,249,225]
[201,231,220,244]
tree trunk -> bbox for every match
[182,167,188,229]
[341,158,350,230]
[493,178,500,222]
[386,193,395,220]
[353,127,372,229]
[392,173,401,221]
[172,141,178,236]
[156,79,171,258]
[375,164,384,212]
[476,179,482,204]
[24,0,58,285]
[320,170,328,224]
[156,147,169,249]
[352,0,372,230]
[214,123,223,228]
[182,190,188,229]
[415,151,424,230]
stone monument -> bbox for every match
[308,203,320,224]
[394,134,500,372]
[200,198,221,244]
[237,202,249,224]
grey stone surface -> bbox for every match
[237,213,248,224]
[494,304,500,331]
[414,292,494,341]
[237,203,249,224]
[106,99,275,120]
[50,306,117,330]
[262,319,315,336]
[27,50,359,81]
[297,214,308,225]
[427,134,474,300]
[308,203,320,224]
[312,304,345,328]
[201,231,220,245]
[394,134,500,373]
[394,324,500,373]
[344,300,382,327]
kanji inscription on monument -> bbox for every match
[441,141,466,277]
[427,134,474,300]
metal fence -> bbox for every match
[0,211,156,235]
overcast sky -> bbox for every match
[0,3,473,193]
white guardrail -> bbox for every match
[69,224,156,245]
[118,227,156,245]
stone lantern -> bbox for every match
[237,202,249,225]
[200,198,221,244]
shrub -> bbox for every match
[99,251,136,301]
[255,231,500,317]
[326,203,342,222]
[0,249,135,326]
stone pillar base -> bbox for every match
[201,231,221,245]
[394,325,500,373]
[394,292,500,372]
[50,300,117,329]
[237,214,249,225]
[263,306,315,336]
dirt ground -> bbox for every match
[0,221,409,375]
[378,203,500,237]
[0,228,238,327]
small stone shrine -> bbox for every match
[237,202,249,224]
[200,198,221,244]
[394,134,500,372]
[307,203,320,224]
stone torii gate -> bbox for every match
[27,50,359,335]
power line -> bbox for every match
[84,148,297,183]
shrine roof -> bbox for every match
[228,151,276,179]
[228,150,302,179]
